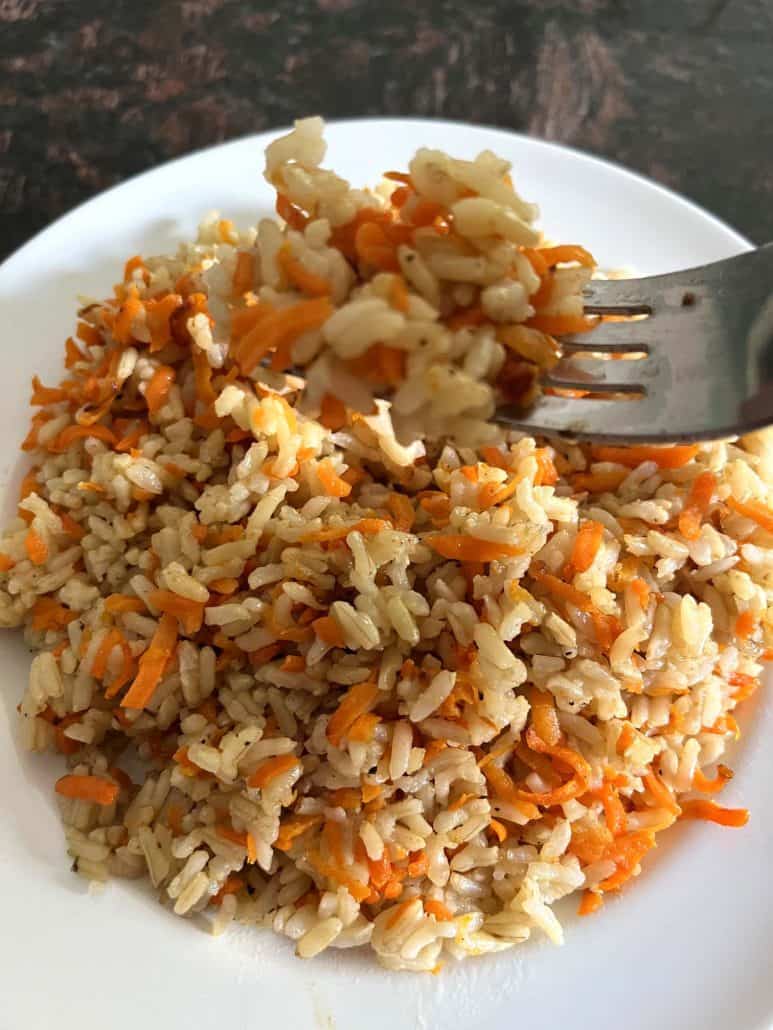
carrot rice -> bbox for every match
[2,117,770,972]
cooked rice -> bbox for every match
[3,117,771,972]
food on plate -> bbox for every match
[2,118,769,972]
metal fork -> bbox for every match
[494,244,773,442]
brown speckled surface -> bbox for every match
[2,0,771,259]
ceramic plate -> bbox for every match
[0,119,768,1030]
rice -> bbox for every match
[2,117,771,972]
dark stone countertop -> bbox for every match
[2,0,772,260]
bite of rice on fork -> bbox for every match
[2,116,770,972]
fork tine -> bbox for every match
[544,355,663,392]
[581,279,653,315]
[561,322,652,353]
[495,392,672,441]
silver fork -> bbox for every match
[494,244,773,442]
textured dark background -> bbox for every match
[2,0,771,260]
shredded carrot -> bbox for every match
[232,251,255,296]
[597,781,627,836]
[123,255,149,283]
[278,242,330,297]
[427,534,522,562]
[527,687,561,747]
[275,813,323,851]
[642,768,681,815]
[166,803,185,836]
[237,296,333,375]
[54,774,119,807]
[317,459,352,498]
[677,470,717,540]
[312,615,346,648]
[0,553,14,572]
[121,613,178,709]
[145,365,176,414]
[91,627,123,680]
[326,678,380,748]
[389,275,410,312]
[616,722,636,755]
[596,830,656,892]
[104,594,145,614]
[569,520,604,575]
[231,301,274,339]
[280,654,306,674]
[477,474,520,509]
[424,899,453,921]
[591,444,699,470]
[419,493,452,526]
[483,765,540,819]
[30,375,69,405]
[387,492,415,532]
[516,727,592,806]
[630,578,650,610]
[212,875,244,905]
[348,712,381,742]
[534,244,596,268]
[692,764,733,795]
[216,823,248,848]
[65,336,87,368]
[726,496,773,534]
[19,465,40,499]
[148,589,205,635]
[111,287,144,344]
[407,850,429,878]
[275,193,309,230]
[31,597,75,632]
[488,818,508,843]
[529,562,592,611]
[354,219,400,272]
[247,753,300,789]
[319,392,347,431]
[534,449,558,486]
[572,468,628,494]
[578,889,604,916]
[679,799,749,827]
[480,445,509,470]
[24,528,48,565]
[246,833,258,863]
[734,611,758,641]
[357,783,381,809]
[446,305,486,331]
[51,423,117,453]
[730,671,759,701]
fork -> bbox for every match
[494,244,773,442]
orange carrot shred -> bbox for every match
[147,589,205,635]
[326,678,379,748]
[578,890,604,916]
[427,534,522,562]
[278,243,330,297]
[121,612,178,709]
[591,444,699,470]
[679,800,749,827]
[569,520,604,575]
[24,528,48,565]
[145,366,176,414]
[727,496,773,534]
[246,753,299,789]
[55,774,119,806]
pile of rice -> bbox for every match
[3,117,771,972]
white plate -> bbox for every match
[0,119,769,1030]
